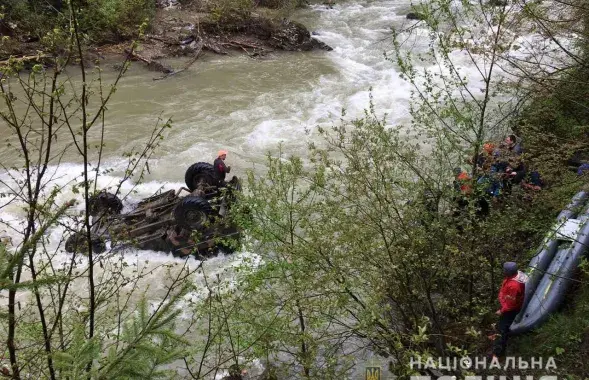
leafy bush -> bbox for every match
[520,66,589,140]
[0,0,155,45]
[80,0,155,43]
[207,0,255,23]
[0,0,60,39]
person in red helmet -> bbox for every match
[214,150,231,186]
[493,262,527,357]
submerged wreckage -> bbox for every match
[65,162,242,258]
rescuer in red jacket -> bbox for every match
[214,150,231,186]
[493,262,527,357]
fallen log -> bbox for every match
[146,35,180,45]
[220,40,272,57]
[153,41,204,81]
[0,54,52,67]
[203,40,228,55]
[124,49,173,74]
[222,40,266,51]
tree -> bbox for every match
[0,2,192,378]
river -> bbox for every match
[91,0,417,178]
[1,0,429,253]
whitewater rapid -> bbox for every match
[0,0,426,261]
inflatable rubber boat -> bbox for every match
[511,190,589,334]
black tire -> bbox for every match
[174,196,213,230]
[89,192,123,217]
[185,162,217,191]
[65,231,107,254]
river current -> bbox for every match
[0,0,439,259]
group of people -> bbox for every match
[453,134,543,216]
[450,137,536,356]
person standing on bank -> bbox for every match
[494,262,527,357]
[214,150,231,186]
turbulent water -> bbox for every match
[0,0,434,254]
[100,0,418,175]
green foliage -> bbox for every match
[519,66,589,141]
[98,293,190,379]
[228,109,489,375]
[51,290,190,379]
[1,0,588,377]
[206,0,306,23]
[53,325,102,379]
[208,0,254,23]
[0,6,189,377]
[79,0,155,43]
[218,1,589,375]
[0,0,60,39]
[0,241,12,317]
[0,0,155,45]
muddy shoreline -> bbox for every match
[1,3,332,75]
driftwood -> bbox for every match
[220,39,272,57]
[0,54,51,67]
[146,35,180,45]
[125,49,173,74]
[153,41,204,81]
[203,40,228,55]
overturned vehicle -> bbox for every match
[65,162,242,258]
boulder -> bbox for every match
[488,0,508,5]
[258,0,309,8]
[310,38,333,51]
[406,12,426,21]
[267,20,333,51]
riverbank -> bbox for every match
[114,4,333,76]
[0,0,332,73]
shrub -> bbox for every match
[0,0,60,39]
[0,0,155,45]
[206,0,254,24]
[80,0,156,43]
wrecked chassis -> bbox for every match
[65,162,241,258]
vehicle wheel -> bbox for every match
[185,162,217,191]
[65,231,106,254]
[89,192,123,217]
[174,196,213,230]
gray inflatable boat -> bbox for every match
[510,190,589,334]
